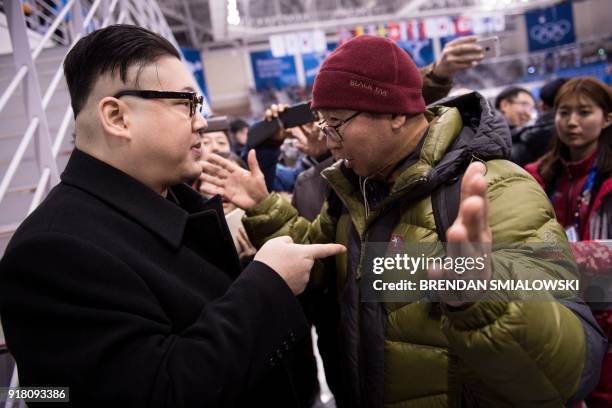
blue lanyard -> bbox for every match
[571,163,598,229]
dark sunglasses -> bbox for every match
[113,90,204,117]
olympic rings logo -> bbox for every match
[529,20,572,44]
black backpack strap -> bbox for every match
[428,173,464,320]
[326,188,345,219]
[431,173,463,243]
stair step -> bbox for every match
[0,149,72,210]
[0,135,74,169]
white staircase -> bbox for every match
[0,0,190,259]
[0,45,73,255]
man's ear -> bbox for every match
[390,113,407,130]
[98,97,131,140]
[499,99,510,114]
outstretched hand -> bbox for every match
[432,35,484,80]
[266,104,293,142]
[428,161,492,306]
[288,123,329,158]
[199,149,269,210]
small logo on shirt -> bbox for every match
[389,233,405,250]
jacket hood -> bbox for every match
[421,91,511,188]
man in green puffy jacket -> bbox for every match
[201,35,606,407]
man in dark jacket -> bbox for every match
[511,78,568,166]
[495,85,536,133]
[0,24,344,407]
[229,118,249,155]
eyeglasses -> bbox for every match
[316,111,360,143]
[113,90,204,117]
[508,100,536,111]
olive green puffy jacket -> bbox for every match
[243,92,605,407]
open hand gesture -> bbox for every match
[429,162,493,306]
[200,150,269,210]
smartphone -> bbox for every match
[247,118,281,148]
[247,101,317,148]
[204,116,229,133]
[477,36,500,59]
[279,101,317,128]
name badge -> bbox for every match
[565,226,579,242]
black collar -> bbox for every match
[61,148,223,249]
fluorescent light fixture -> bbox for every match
[227,0,240,26]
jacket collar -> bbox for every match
[61,148,220,249]
[560,149,598,177]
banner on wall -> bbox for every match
[525,1,575,52]
[270,30,327,57]
[250,50,299,91]
[337,15,505,45]
[256,14,506,93]
[181,48,211,116]
[302,43,337,86]
[397,39,435,68]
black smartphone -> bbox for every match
[247,101,317,148]
[279,101,317,128]
[204,116,229,133]
[247,119,281,148]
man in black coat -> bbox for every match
[0,25,344,407]
[510,78,568,167]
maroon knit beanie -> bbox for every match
[311,35,425,114]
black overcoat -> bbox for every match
[0,148,308,407]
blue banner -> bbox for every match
[250,50,299,91]
[302,43,337,86]
[525,1,576,52]
[181,48,211,116]
[397,39,434,67]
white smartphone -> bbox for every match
[476,36,500,59]
[225,208,245,251]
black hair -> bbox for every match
[494,86,534,110]
[229,119,249,135]
[64,24,180,118]
[539,78,568,109]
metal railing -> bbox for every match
[0,0,180,239]
[0,1,185,404]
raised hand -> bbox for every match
[266,103,292,142]
[288,123,329,158]
[432,35,484,80]
[429,161,492,306]
[200,149,269,210]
